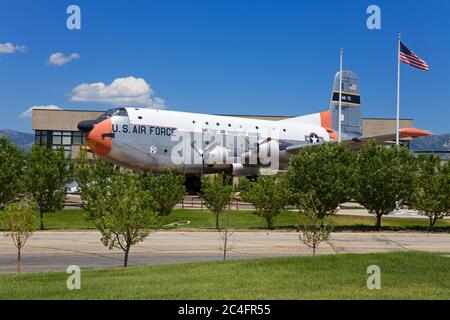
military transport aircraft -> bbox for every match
[78,71,430,176]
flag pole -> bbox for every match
[338,48,343,143]
[396,33,401,146]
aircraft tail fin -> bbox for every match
[279,70,362,141]
[329,70,362,140]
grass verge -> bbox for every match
[0,252,448,299]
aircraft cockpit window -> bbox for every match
[96,108,128,122]
[109,108,128,117]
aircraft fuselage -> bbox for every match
[79,107,331,175]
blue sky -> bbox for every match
[1,0,449,133]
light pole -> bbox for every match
[338,48,343,143]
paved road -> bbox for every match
[0,231,449,273]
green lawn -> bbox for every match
[0,252,448,299]
[0,209,94,231]
[1,209,449,232]
[37,210,96,230]
[162,209,450,232]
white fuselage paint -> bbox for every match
[104,108,330,175]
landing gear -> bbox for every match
[185,175,202,194]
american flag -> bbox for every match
[349,83,358,91]
[400,42,429,71]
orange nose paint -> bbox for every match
[85,118,112,156]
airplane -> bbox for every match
[77,70,430,176]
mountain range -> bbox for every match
[409,133,450,160]
[0,129,35,152]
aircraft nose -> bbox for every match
[77,120,95,133]
[85,119,113,156]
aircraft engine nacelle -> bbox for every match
[240,139,280,166]
[231,164,260,176]
[203,146,230,166]
[258,140,280,163]
[250,140,280,166]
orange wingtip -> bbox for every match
[399,128,431,137]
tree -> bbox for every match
[201,173,233,229]
[239,175,289,229]
[219,211,237,262]
[73,150,115,189]
[284,143,356,219]
[80,170,159,267]
[410,155,450,231]
[297,192,333,257]
[3,200,36,273]
[355,142,416,231]
[26,146,71,230]
[142,169,186,217]
[73,150,116,220]
[0,136,25,210]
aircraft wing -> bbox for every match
[285,142,325,153]
[285,128,431,153]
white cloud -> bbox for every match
[20,105,63,118]
[70,76,166,108]
[0,42,26,54]
[48,52,80,66]
[152,97,166,110]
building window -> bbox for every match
[51,131,74,146]
[62,131,71,145]
[72,131,84,145]
[35,130,85,159]
[52,131,62,145]
[35,130,48,146]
